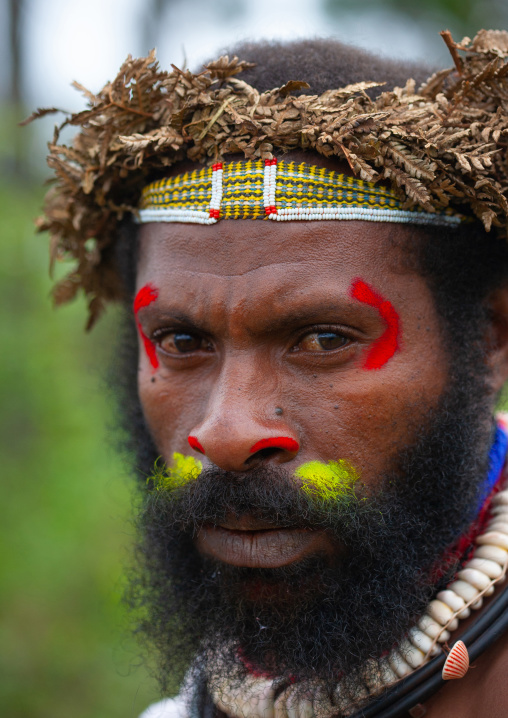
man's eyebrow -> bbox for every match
[141,306,201,326]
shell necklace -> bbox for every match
[211,486,508,718]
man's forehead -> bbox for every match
[136,215,405,285]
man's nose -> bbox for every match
[187,357,300,471]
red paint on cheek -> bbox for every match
[250,437,300,454]
[188,436,205,454]
[349,279,400,370]
[133,284,159,369]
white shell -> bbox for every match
[418,614,450,642]
[491,490,508,506]
[427,599,454,625]
[486,521,508,534]
[442,640,469,680]
[457,568,491,590]
[447,617,459,632]
[484,585,496,596]
[476,531,508,550]
[491,504,508,516]
[466,557,504,578]
[471,597,484,610]
[448,579,480,603]
[436,589,465,611]
[437,589,469,618]
[388,651,412,678]
[399,639,426,669]
[474,544,508,563]
[408,627,440,656]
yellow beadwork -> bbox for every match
[138,159,463,227]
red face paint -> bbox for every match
[188,436,205,454]
[349,279,400,370]
[133,283,159,369]
[250,437,300,454]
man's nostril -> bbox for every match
[250,437,300,453]
[245,447,280,465]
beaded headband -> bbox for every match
[138,159,462,227]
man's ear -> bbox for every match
[486,285,508,392]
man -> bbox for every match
[35,29,508,718]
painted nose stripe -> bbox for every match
[188,436,205,454]
[250,437,300,454]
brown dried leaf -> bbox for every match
[20,107,64,126]
[29,29,508,327]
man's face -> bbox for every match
[131,216,496,689]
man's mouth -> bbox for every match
[195,515,332,568]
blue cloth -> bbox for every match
[479,423,508,508]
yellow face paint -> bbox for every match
[295,459,359,502]
[150,452,202,492]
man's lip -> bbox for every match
[217,514,291,531]
[195,523,330,568]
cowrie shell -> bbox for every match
[474,544,508,563]
[491,490,508,506]
[418,615,450,642]
[408,627,440,655]
[428,599,454,625]
[486,521,508,534]
[399,639,426,669]
[457,568,491,590]
[442,640,469,680]
[477,532,508,550]
[437,589,470,619]
[447,579,479,603]
[466,557,503,579]
[388,651,412,678]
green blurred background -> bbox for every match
[1,1,507,716]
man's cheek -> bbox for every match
[138,375,204,459]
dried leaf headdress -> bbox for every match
[30,29,508,327]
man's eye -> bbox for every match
[159,332,205,354]
[298,331,349,352]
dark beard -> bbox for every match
[125,360,495,703]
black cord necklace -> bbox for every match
[351,584,508,718]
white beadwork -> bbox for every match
[137,208,217,224]
[269,206,461,225]
[263,161,277,215]
[209,165,224,214]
